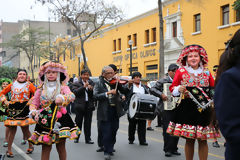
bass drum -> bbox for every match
[129,93,158,120]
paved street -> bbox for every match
[0,113,225,160]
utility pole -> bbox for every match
[158,0,165,79]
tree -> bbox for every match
[0,66,18,80]
[37,0,123,70]
[0,27,49,79]
[40,38,73,62]
[233,0,240,11]
[158,0,165,78]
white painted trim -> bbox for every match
[163,0,179,7]
[112,50,121,54]
[143,43,151,47]
[191,31,201,35]
[231,21,240,26]
[126,46,137,51]
[116,50,122,53]
[164,11,182,20]
[149,42,157,46]
[218,24,231,29]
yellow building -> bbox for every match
[60,0,240,79]
[163,0,240,70]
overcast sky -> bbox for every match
[0,0,158,22]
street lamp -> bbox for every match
[128,40,133,76]
[77,54,81,76]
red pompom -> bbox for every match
[56,111,62,119]
[43,135,50,143]
[60,107,67,115]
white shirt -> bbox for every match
[82,80,89,101]
[133,82,145,94]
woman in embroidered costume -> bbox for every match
[0,78,12,147]
[0,69,36,157]
[167,45,220,160]
[28,61,80,160]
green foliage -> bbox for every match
[0,27,50,79]
[233,0,240,11]
[0,66,18,80]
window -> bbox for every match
[117,68,122,73]
[152,28,156,42]
[73,46,76,60]
[0,51,6,57]
[145,30,150,44]
[67,29,71,35]
[118,38,121,50]
[113,40,116,51]
[73,30,77,37]
[63,51,66,61]
[172,22,177,37]
[146,73,158,80]
[127,35,131,48]
[133,34,137,47]
[236,9,240,22]
[222,5,229,25]
[129,67,138,72]
[147,64,158,70]
[194,14,201,32]
[70,49,72,60]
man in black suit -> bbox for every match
[72,69,95,144]
[150,64,181,157]
[94,66,128,160]
[127,72,149,146]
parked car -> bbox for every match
[147,80,157,88]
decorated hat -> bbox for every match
[39,61,69,83]
[177,45,208,67]
[0,78,12,86]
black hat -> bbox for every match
[168,64,179,71]
[109,64,117,72]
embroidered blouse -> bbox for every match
[169,67,215,95]
[30,85,75,111]
[0,81,36,103]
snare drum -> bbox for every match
[129,93,158,120]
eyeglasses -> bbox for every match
[105,72,114,75]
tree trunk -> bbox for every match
[158,0,165,79]
[80,40,89,70]
[30,60,34,80]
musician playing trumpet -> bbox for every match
[28,61,80,160]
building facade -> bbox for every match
[0,21,21,67]
[60,0,240,79]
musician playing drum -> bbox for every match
[126,72,149,146]
[28,61,80,160]
[150,64,181,157]
[167,45,220,160]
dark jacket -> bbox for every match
[93,76,128,121]
[71,78,95,111]
[150,75,172,112]
[214,63,240,160]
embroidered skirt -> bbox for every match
[4,102,35,126]
[28,103,80,145]
[167,98,220,140]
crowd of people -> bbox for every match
[0,29,239,160]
